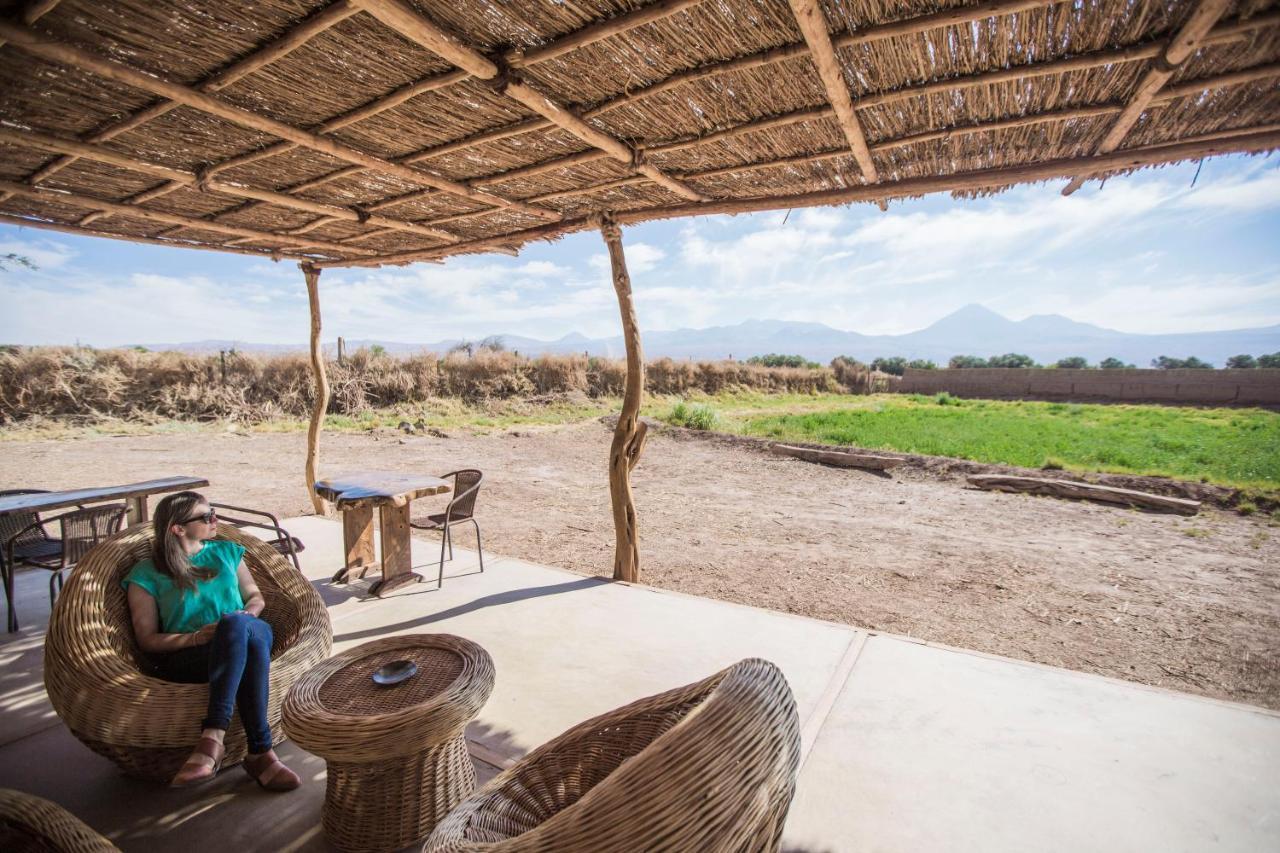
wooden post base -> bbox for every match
[333,505,375,583]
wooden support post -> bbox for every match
[302,263,332,516]
[599,214,647,583]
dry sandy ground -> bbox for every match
[3,420,1277,710]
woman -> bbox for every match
[124,491,300,790]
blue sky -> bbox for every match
[2,153,1278,347]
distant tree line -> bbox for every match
[740,352,1280,374]
[843,352,1280,373]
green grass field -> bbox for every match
[654,392,1280,492]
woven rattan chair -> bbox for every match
[424,658,801,852]
[6,504,127,631]
[409,470,484,587]
[1,489,63,633]
[43,523,332,782]
[0,788,119,853]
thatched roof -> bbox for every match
[0,0,1277,269]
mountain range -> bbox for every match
[147,304,1280,367]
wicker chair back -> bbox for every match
[425,657,801,852]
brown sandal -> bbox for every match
[243,750,301,792]
[170,736,224,787]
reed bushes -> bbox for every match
[0,346,858,423]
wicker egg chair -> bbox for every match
[0,788,119,852]
[43,523,332,782]
[424,658,801,852]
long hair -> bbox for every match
[151,491,217,591]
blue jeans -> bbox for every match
[151,612,275,754]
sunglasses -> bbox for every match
[182,508,217,525]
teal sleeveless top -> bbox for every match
[123,540,246,634]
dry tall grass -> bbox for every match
[0,346,863,423]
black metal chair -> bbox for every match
[1,489,64,633]
[409,469,484,588]
[209,502,305,572]
[6,503,127,632]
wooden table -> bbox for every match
[314,472,450,597]
[0,475,210,526]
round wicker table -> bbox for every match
[282,635,494,853]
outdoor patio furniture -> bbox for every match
[0,477,209,526]
[0,489,62,633]
[0,788,119,853]
[209,502,306,572]
[42,523,332,783]
[424,657,800,852]
[4,504,128,633]
[283,633,495,853]
[315,471,451,597]
[410,469,485,587]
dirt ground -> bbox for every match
[3,419,1277,710]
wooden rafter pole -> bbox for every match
[0,212,314,261]
[22,0,361,187]
[0,0,59,48]
[301,263,332,516]
[0,19,559,223]
[312,126,1280,269]
[596,214,647,583]
[349,0,708,203]
[0,125,456,245]
[786,0,881,208]
[0,178,368,257]
[1062,0,1233,195]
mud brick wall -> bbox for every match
[898,368,1280,406]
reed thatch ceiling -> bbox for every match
[0,0,1277,268]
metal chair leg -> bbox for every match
[446,525,453,561]
[2,560,15,633]
[437,522,449,589]
[471,518,484,573]
[49,570,61,610]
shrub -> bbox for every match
[906,359,937,370]
[1152,355,1213,369]
[871,356,907,376]
[987,353,1038,368]
[948,355,987,369]
[1055,356,1089,369]
[1259,352,1280,368]
[934,392,960,406]
[746,353,819,369]
[1226,354,1257,369]
[667,400,719,430]
[1098,357,1133,369]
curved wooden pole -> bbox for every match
[599,214,646,583]
[302,263,332,516]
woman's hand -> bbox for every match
[189,623,218,647]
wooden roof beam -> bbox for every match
[0,212,316,261]
[0,179,371,257]
[1062,0,1233,195]
[315,126,1280,269]
[351,0,709,203]
[201,0,702,182]
[360,9,1279,218]
[0,126,458,244]
[0,0,60,48]
[0,19,560,223]
[786,0,880,192]
[23,1,362,187]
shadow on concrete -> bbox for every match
[333,577,613,643]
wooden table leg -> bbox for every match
[126,496,148,526]
[334,506,374,583]
[370,502,420,597]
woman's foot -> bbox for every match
[171,733,225,787]
[243,749,301,792]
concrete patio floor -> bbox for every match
[2,515,1278,852]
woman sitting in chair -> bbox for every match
[123,491,300,791]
